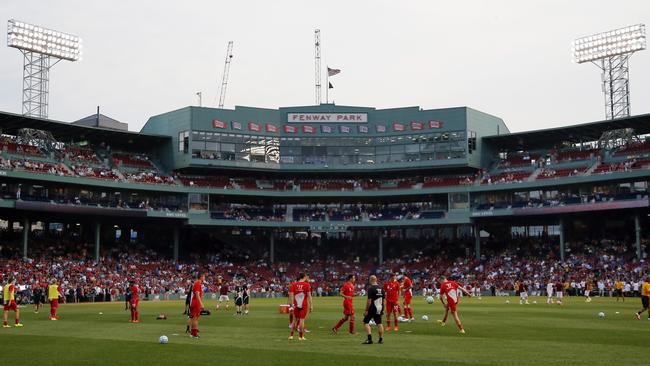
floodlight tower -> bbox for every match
[217,41,234,109]
[573,24,646,120]
[6,19,82,119]
[315,29,321,105]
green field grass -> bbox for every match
[1,295,648,366]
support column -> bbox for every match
[474,225,481,260]
[634,213,641,259]
[94,221,101,262]
[173,227,180,262]
[378,232,384,265]
[22,217,30,259]
[269,234,274,264]
[559,218,565,262]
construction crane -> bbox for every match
[217,41,234,109]
[314,30,321,105]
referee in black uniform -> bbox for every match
[363,275,385,344]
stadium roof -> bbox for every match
[0,110,169,148]
[483,113,650,150]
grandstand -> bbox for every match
[0,104,648,266]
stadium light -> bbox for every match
[572,24,646,120]
[6,19,83,119]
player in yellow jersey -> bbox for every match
[634,276,650,320]
[48,279,61,320]
[3,278,23,328]
[614,280,624,302]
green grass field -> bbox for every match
[2,296,648,366]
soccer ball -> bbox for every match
[505,300,510,304]
[159,335,169,344]
[425,296,434,304]
[368,320,376,326]
[598,312,605,319]
[421,315,429,321]
[532,301,537,305]
[397,316,406,322]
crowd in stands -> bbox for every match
[0,234,647,302]
[473,190,648,211]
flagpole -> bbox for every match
[326,67,329,104]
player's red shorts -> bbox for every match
[446,300,457,312]
[386,301,398,313]
[3,301,17,311]
[343,301,354,316]
[50,299,58,308]
[293,306,308,319]
[189,305,201,318]
[130,300,139,308]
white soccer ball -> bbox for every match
[159,335,169,344]
[421,315,429,321]
[425,296,434,304]
[532,301,537,305]
[368,319,376,326]
[397,316,405,322]
[505,300,510,304]
[598,312,605,319]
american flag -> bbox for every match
[428,120,444,129]
[358,125,369,133]
[340,125,350,133]
[248,122,261,132]
[393,123,405,131]
[327,67,341,76]
[411,121,423,130]
[284,125,297,133]
[231,121,242,130]
[321,125,332,133]
[303,125,315,134]
[212,119,226,129]
[266,123,278,133]
[376,125,386,133]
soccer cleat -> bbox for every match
[459,329,466,334]
[50,317,58,321]
[377,338,384,344]
[385,326,391,331]
[331,327,338,334]
[14,323,23,327]
[186,325,190,334]
[191,335,200,339]
[288,336,294,340]
[304,329,311,333]
[299,337,307,341]
[635,313,641,320]
[132,320,140,323]
[2,325,10,328]
[362,340,373,344]
[437,320,446,327]
[394,326,398,331]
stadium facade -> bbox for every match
[0,103,649,263]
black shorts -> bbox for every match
[615,289,623,296]
[33,295,42,304]
[642,296,649,308]
[243,296,249,305]
[235,297,243,306]
[363,312,382,325]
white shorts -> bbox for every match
[584,290,590,297]
[219,295,229,302]
[556,292,563,299]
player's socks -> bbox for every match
[378,337,383,344]
[394,318,398,328]
[349,319,355,334]
[363,335,373,344]
[135,311,139,321]
[334,318,345,330]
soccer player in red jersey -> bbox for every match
[332,274,356,335]
[401,274,414,321]
[188,272,205,339]
[129,281,140,323]
[437,275,472,333]
[2,278,23,328]
[383,273,400,331]
[289,273,312,341]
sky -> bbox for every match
[0,0,648,133]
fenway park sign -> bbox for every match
[287,113,368,123]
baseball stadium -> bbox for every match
[1,4,650,366]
